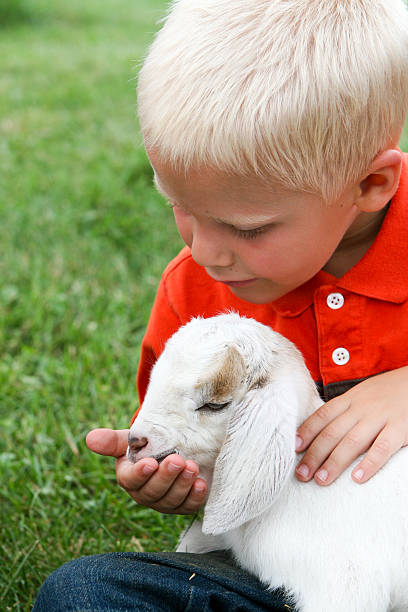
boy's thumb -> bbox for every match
[86,428,129,458]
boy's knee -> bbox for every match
[33,556,95,611]
[33,559,83,612]
[32,552,184,611]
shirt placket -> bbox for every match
[314,286,364,388]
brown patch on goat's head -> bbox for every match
[196,346,246,402]
[248,374,268,391]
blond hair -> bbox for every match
[138,0,408,201]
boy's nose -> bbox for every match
[190,228,234,269]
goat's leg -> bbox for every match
[176,519,226,554]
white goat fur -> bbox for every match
[128,313,408,612]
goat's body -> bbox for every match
[179,448,408,612]
[129,314,408,612]
[227,450,408,612]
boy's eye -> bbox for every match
[231,225,269,240]
[166,200,271,239]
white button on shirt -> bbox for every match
[332,347,350,365]
[327,292,345,309]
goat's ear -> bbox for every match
[202,375,297,535]
[197,345,246,403]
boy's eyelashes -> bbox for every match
[230,225,269,240]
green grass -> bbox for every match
[1,1,408,609]
[0,1,188,609]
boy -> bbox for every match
[34,0,408,609]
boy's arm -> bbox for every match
[295,365,408,485]
[136,273,184,408]
[86,428,207,514]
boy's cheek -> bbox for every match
[173,208,192,246]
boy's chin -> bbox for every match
[227,282,285,305]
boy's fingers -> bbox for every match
[116,454,186,501]
[86,428,130,458]
[149,475,207,514]
[149,461,202,511]
[296,398,349,452]
[116,455,206,514]
[300,420,378,485]
[351,426,403,484]
[296,411,358,481]
[89,434,207,514]
[115,454,160,493]
[173,479,208,514]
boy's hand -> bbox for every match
[86,428,207,514]
[295,366,408,486]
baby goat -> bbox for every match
[128,313,408,612]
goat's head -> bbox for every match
[128,313,321,534]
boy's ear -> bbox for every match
[355,149,402,213]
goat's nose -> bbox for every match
[128,435,148,452]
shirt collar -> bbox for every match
[272,153,408,317]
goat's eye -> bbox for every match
[197,401,230,412]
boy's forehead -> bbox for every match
[151,155,294,207]
[152,168,292,225]
[148,155,354,230]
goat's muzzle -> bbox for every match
[127,432,179,464]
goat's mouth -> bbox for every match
[152,448,180,463]
[127,446,180,464]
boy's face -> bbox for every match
[150,154,361,304]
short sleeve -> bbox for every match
[132,277,182,423]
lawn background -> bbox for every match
[1,1,408,609]
[1,1,188,609]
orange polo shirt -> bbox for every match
[134,154,408,419]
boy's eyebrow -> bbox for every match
[153,173,279,228]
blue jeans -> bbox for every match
[33,550,295,611]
